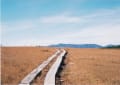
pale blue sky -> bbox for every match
[1,0,120,46]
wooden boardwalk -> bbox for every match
[19,50,61,85]
[44,49,66,85]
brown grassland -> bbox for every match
[61,48,120,85]
[1,47,120,85]
[1,47,56,85]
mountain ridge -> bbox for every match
[49,43,102,48]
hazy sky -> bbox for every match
[1,0,120,46]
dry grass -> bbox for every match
[1,47,56,85]
[61,48,120,85]
[2,47,120,85]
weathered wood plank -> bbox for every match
[44,49,66,85]
[19,50,61,85]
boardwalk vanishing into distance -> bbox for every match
[19,49,66,85]
[44,49,66,85]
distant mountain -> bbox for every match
[49,43,102,48]
[104,45,120,48]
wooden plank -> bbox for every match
[19,50,61,85]
[44,49,66,85]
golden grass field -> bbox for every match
[1,47,120,85]
[61,48,120,85]
[1,47,56,85]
